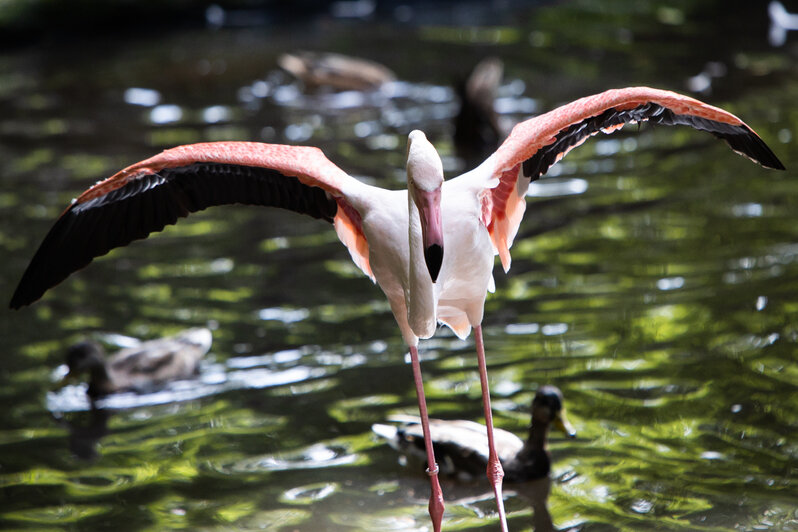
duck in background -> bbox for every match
[279,51,505,160]
[454,56,506,163]
[278,51,397,91]
[63,327,212,399]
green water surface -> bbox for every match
[1,2,796,530]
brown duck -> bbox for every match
[64,328,212,398]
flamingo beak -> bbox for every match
[553,408,577,438]
[416,187,444,283]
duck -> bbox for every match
[277,50,396,91]
[454,56,507,163]
[63,327,212,399]
[373,385,575,483]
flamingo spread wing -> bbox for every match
[481,87,784,271]
[9,141,371,309]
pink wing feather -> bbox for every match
[11,141,372,308]
[482,87,784,271]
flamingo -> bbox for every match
[10,87,784,531]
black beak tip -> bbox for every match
[424,244,443,283]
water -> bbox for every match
[1,2,796,530]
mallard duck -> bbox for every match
[278,51,396,91]
[63,327,212,398]
[373,385,575,482]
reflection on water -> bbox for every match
[1,1,796,531]
[52,408,112,461]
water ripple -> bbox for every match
[226,443,359,473]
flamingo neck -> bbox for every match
[406,189,437,339]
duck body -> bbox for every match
[373,385,576,483]
[65,327,212,398]
[377,416,534,482]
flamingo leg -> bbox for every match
[409,345,445,532]
[474,325,509,532]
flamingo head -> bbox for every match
[407,130,444,283]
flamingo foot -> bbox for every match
[427,465,445,532]
[409,345,446,531]
[474,325,510,532]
